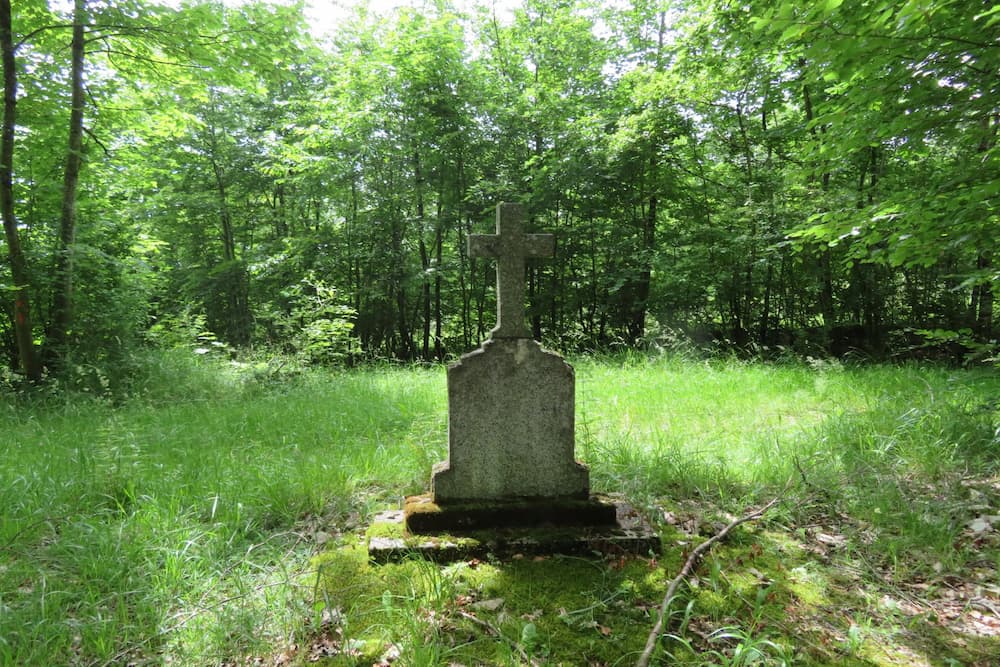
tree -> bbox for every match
[755,0,998,342]
[0,0,41,381]
[47,0,87,355]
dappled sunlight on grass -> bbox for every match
[1,352,997,664]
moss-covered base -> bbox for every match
[403,492,618,533]
[369,495,659,564]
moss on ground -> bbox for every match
[301,502,1000,666]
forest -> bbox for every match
[1,0,997,384]
[2,2,1000,664]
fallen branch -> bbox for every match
[635,495,784,667]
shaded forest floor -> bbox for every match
[1,350,998,665]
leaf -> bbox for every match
[779,23,808,41]
[471,598,505,612]
[967,516,1000,535]
[520,622,538,647]
[976,5,1000,28]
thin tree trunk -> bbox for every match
[759,263,773,344]
[973,115,996,342]
[418,235,430,359]
[458,221,470,350]
[627,11,668,345]
[801,64,835,335]
[631,191,656,343]
[434,198,443,360]
[207,122,250,345]
[390,210,411,359]
[735,101,757,340]
[414,151,430,360]
[210,157,236,263]
[0,0,40,381]
[48,0,86,352]
[976,252,993,340]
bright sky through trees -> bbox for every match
[304,0,519,35]
[46,0,516,35]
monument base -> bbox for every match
[367,494,660,564]
[404,493,616,533]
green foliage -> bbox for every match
[1,0,995,373]
[275,274,358,364]
[752,0,998,282]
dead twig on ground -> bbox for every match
[635,493,785,667]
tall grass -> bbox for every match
[1,350,445,664]
[578,353,999,574]
[1,349,997,664]
[579,355,997,484]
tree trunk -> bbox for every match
[390,211,412,360]
[759,263,773,344]
[626,11,668,345]
[801,63,835,337]
[433,199,443,360]
[418,235,430,359]
[414,151,430,360]
[207,125,250,345]
[818,250,835,329]
[975,252,993,340]
[457,221,470,350]
[972,115,996,342]
[630,192,656,343]
[48,0,86,353]
[0,0,41,381]
[735,101,757,340]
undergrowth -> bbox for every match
[1,349,998,665]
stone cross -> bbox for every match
[469,203,554,339]
[430,202,589,503]
[386,200,660,561]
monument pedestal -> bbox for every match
[369,494,660,564]
[404,493,616,533]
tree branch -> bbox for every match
[635,493,785,667]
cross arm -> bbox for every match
[468,234,501,259]
[524,234,555,258]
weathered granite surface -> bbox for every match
[431,337,589,502]
[468,202,554,339]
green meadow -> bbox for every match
[1,351,998,665]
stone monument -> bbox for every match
[431,202,589,503]
[370,203,659,561]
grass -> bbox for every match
[1,348,998,665]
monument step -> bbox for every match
[404,493,617,533]
[368,495,661,564]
